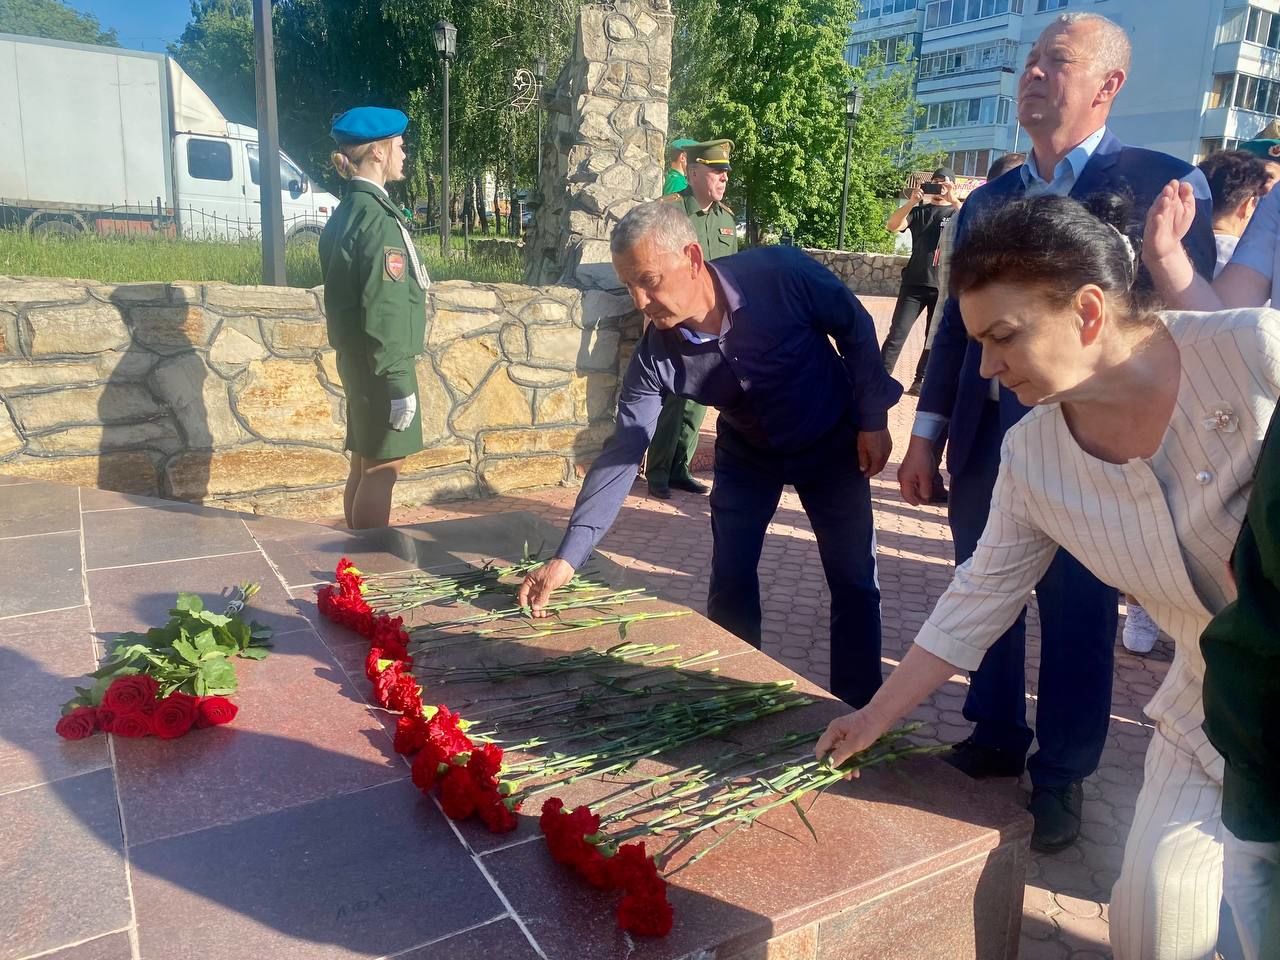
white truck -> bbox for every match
[0,32,339,242]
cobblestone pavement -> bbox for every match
[378,298,1173,959]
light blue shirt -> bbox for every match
[1019,126,1108,197]
[1227,184,1280,304]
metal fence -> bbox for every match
[0,199,330,244]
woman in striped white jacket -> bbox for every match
[817,192,1280,960]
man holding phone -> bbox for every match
[879,168,962,400]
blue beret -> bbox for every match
[330,107,408,145]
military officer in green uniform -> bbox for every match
[645,138,738,499]
[662,138,698,196]
[319,106,430,530]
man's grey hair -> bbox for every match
[610,201,698,258]
[1054,12,1132,75]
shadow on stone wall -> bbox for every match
[104,284,210,504]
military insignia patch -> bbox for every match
[1269,144,1280,158]
[384,247,406,281]
[719,227,735,236]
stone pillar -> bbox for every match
[524,0,673,290]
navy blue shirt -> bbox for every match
[556,246,902,567]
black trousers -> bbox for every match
[706,419,882,708]
[880,282,940,382]
[948,400,1117,787]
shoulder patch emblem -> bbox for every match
[384,247,406,281]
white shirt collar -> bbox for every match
[350,176,389,197]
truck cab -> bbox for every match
[174,124,338,242]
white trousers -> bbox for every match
[1222,829,1280,960]
[1111,725,1224,960]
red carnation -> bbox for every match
[574,844,615,889]
[393,714,431,755]
[607,842,662,894]
[386,674,422,715]
[466,743,504,787]
[102,674,159,715]
[196,695,238,728]
[111,713,153,738]
[364,648,386,682]
[617,891,674,937]
[152,692,200,739]
[372,661,404,708]
[540,797,566,830]
[440,767,478,820]
[425,706,473,755]
[476,791,519,833]
[55,706,98,741]
[370,615,410,658]
[411,743,449,792]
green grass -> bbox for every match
[0,230,524,287]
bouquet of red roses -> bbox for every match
[57,674,239,740]
[56,584,271,741]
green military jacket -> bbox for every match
[661,167,688,196]
[319,179,427,401]
[1200,409,1280,842]
[662,188,738,261]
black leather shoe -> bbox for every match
[941,737,1026,779]
[906,379,924,397]
[669,475,709,495]
[1028,781,1084,853]
[647,481,671,500]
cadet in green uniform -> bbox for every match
[646,138,738,499]
[319,106,430,529]
[661,138,698,196]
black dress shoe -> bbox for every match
[669,475,709,495]
[647,481,671,500]
[1028,781,1084,853]
[906,379,924,397]
[941,736,1026,779]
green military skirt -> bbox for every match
[335,351,424,461]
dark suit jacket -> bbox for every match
[919,129,1218,477]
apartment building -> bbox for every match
[847,0,1280,174]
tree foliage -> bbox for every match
[170,1,255,124]
[171,0,583,224]
[669,0,935,249]
[0,0,119,45]
[168,0,933,248]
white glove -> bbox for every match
[388,394,417,431]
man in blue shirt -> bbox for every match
[518,201,902,708]
[897,12,1217,853]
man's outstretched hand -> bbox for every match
[516,557,576,617]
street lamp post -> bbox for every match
[837,86,863,252]
[533,54,547,196]
[433,20,457,259]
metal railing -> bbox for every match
[0,199,330,244]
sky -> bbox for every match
[66,1,191,53]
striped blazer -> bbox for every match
[917,308,1280,777]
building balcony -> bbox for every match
[1200,105,1277,142]
[1214,40,1280,80]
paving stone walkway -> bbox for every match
[385,298,1174,959]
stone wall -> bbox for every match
[525,0,673,289]
[0,276,640,517]
[804,249,907,298]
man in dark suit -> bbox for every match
[897,11,1217,852]
[519,200,902,709]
